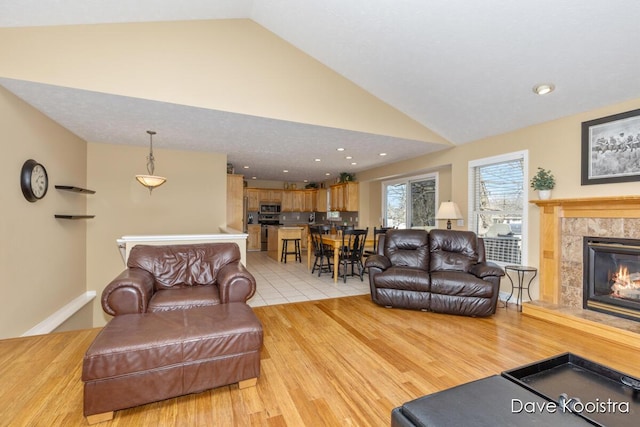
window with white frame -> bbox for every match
[468,151,528,265]
[383,173,438,229]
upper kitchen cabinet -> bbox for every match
[329,182,359,212]
[315,188,328,212]
[303,190,316,212]
[246,188,260,211]
[282,190,313,212]
[261,189,282,203]
[281,190,293,211]
[226,174,244,231]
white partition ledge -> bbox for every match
[22,291,96,337]
[117,230,248,266]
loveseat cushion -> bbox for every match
[384,230,430,270]
[429,230,479,273]
[127,243,241,290]
[148,286,221,312]
[430,271,494,298]
[374,266,431,292]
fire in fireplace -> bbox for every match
[583,236,640,321]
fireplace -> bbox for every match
[583,236,640,321]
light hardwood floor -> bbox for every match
[1,295,638,426]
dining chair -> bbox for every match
[335,224,354,233]
[338,228,369,283]
[364,226,393,257]
[314,224,331,234]
[310,228,333,277]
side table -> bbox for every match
[504,265,537,312]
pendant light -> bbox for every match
[135,130,166,194]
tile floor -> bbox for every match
[245,250,370,307]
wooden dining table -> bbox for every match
[307,232,374,283]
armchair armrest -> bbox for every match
[217,261,257,303]
[469,262,505,279]
[364,254,392,271]
[101,268,154,316]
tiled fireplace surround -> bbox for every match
[560,216,640,308]
[525,196,640,350]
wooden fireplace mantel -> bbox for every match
[530,195,640,303]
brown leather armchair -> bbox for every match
[365,229,504,317]
[102,243,256,316]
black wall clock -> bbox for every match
[21,159,49,202]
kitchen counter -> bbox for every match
[267,226,303,262]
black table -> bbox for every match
[504,265,537,311]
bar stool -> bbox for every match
[281,238,301,263]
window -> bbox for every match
[383,173,438,229]
[468,151,528,265]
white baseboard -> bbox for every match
[22,291,96,337]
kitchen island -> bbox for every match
[267,226,304,263]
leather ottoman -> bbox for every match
[82,303,263,424]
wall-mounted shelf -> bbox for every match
[55,185,96,218]
[55,185,96,194]
[55,215,96,220]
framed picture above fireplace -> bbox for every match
[581,108,640,185]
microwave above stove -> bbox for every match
[259,203,281,214]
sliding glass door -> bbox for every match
[383,174,437,229]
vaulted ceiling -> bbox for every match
[1,1,640,182]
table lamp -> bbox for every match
[436,201,463,230]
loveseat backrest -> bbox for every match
[429,229,479,273]
[127,243,241,290]
[383,229,430,270]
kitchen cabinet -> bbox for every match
[315,188,328,212]
[291,191,305,212]
[299,224,309,250]
[267,226,303,262]
[329,182,359,212]
[281,190,317,212]
[281,190,293,211]
[247,188,327,212]
[260,189,282,203]
[246,188,260,211]
[226,174,244,231]
[303,190,316,212]
[247,224,261,251]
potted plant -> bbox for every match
[530,167,555,199]
[339,172,356,183]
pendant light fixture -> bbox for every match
[135,130,166,194]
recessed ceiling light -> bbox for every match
[252,176,257,180]
[283,170,288,173]
[379,152,387,156]
[243,165,249,169]
[315,158,321,162]
[337,148,345,152]
[351,162,357,165]
[345,156,353,160]
[325,172,331,176]
[533,83,555,95]
[303,179,308,182]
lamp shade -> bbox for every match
[436,201,463,220]
[135,174,166,189]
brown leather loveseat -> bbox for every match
[365,229,504,317]
[102,242,256,316]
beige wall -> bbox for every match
[0,19,447,145]
[0,87,87,339]
[87,143,227,326]
[358,97,640,298]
